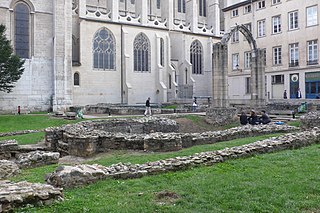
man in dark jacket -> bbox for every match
[144,97,151,116]
[239,111,248,125]
[260,110,271,124]
[248,110,259,125]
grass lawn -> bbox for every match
[0,114,80,133]
[0,132,45,145]
[16,143,320,213]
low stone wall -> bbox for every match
[0,160,20,179]
[300,111,320,130]
[15,151,60,169]
[0,180,63,212]
[0,130,41,137]
[0,140,50,160]
[45,128,320,189]
[46,120,298,157]
[205,107,238,126]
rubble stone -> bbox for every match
[15,151,60,169]
[0,160,20,180]
[0,180,63,212]
[46,128,319,189]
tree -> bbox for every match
[0,24,24,93]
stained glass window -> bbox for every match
[190,40,203,74]
[134,33,150,72]
[15,3,30,58]
[93,28,116,70]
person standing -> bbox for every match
[283,90,287,99]
[144,97,152,116]
[296,88,302,99]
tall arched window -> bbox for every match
[93,28,116,70]
[72,35,80,64]
[199,0,206,17]
[15,3,30,58]
[134,33,150,72]
[190,40,203,74]
[160,38,164,67]
[74,72,80,86]
[178,0,186,13]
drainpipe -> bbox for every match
[121,24,124,104]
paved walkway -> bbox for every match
[82,112,206,119]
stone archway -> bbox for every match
[212,24,266,108]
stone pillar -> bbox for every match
[109,0,119,21]
[53,0,73,111]
[251,48,266,107]
[161,0,174,29]
[212,43,228,108]
[78,0,86,18]
[207,0,220,35]
[186,0,198,32]
[136,0,148,24]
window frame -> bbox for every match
[244,51,252,69]
[232,53,240,71]
[73,72,80,86]
[257,0,266,10]
[92,27,116,70]
[231,9,238,17]
[257,19,266,37]
[244,5,252,14]
[190,40,203,75]
[289,43,299,67]
[306,5,318,27]
[273,46,282,65]
[288,10,299,30]
[134,33,151,72]
[272,15,281,34]
[307,40,318,65]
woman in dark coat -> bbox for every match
[240,111,248,125]
[248,110,259,125]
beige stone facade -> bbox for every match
[0,0,222,112]
[223,0,320,104]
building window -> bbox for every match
[178,0,186,13]
[272,15,281,34]
[262,48,267,66]
[231,31,239,43]
[244,5,252,14]
[307,40,318,65]
[257,19,266,37]
[273,46,282,65]
[288,11,298,30]
[271,75,284,84]
[232,9,238,17]
[156,0,160,9]
[244,51,252,69]
[190,40,203,74]
[134,33,150,72]
[72,35,80,64]
[199,0,206,17]
[289,43,299,67]
[160,38,164,67]
[15,3,30,59]
[245,77,251,94]
[168,74,172,89]
[244,23,252,32]
[232,53,240,70]
[272,0,281,5]
[93,28,116,70]
[257,0,265,10]
[74,73,80,86]
[306,5,318,27]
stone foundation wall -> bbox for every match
[0,180,63,212]
[300,112,320,130]
[205,107,238,126]
[45,119,298,157]
[46,128,320,189]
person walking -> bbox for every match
[144,97,152,116]
[296,88,302,99]
[283,90,287,99]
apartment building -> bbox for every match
[223,0,320,103]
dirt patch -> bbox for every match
[154,190,180,205]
